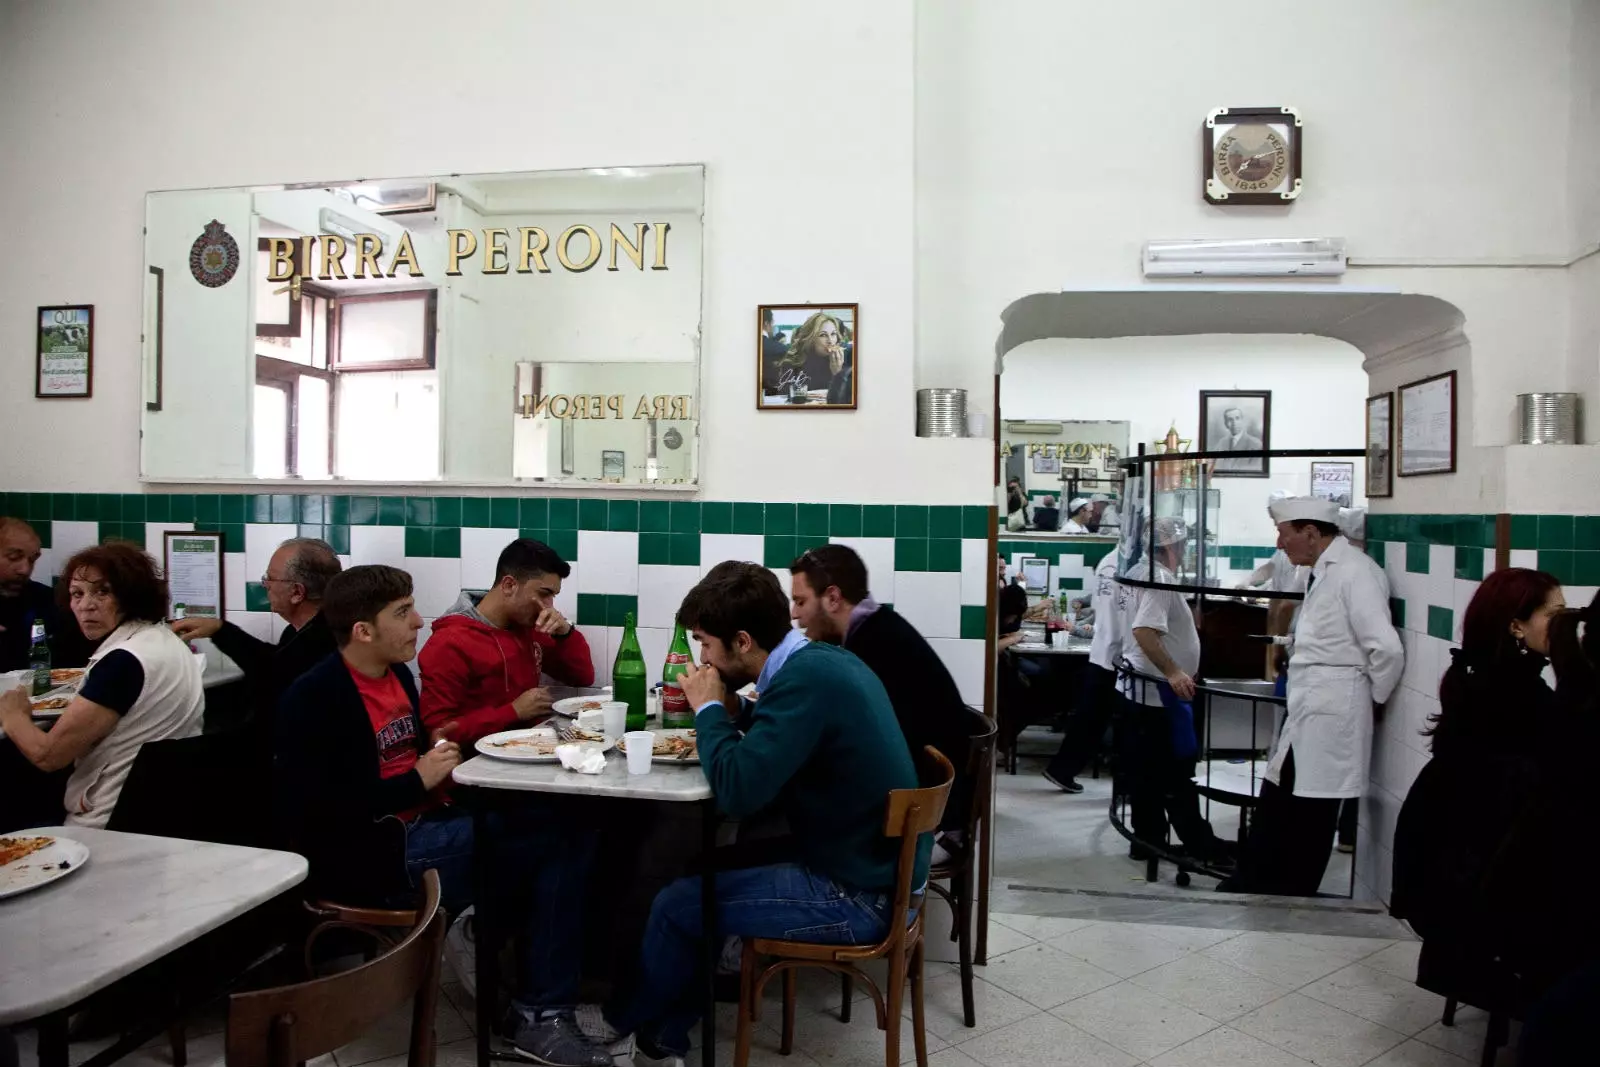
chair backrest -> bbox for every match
[882,746,954,944]
[957,708,997,842]
[107,729,276,849]
[225,870,446,1067]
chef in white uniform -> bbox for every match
[1062,498,1095,534]
[1228,496,1403,896]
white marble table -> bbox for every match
[0,827,307,1028]
[1011,637,1092,656]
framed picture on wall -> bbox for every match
[756,303,858,410]
[1033,453,1060,475]
[1365,392,1393,497]
[601,450,625,480]
[1397,371,1457,477]
[1198,390,1271,477]
[36,304,94,398]
[1311,462,1355,507]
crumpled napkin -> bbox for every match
[556,743,607,774]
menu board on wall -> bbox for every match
[164,532,225,619]
[1398,371,1457,477]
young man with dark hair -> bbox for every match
[602,562,928,1067]
[276,565,609,1067]
[788,545,973,851]
[419,538,593,746]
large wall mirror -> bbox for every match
[141,165,703,488]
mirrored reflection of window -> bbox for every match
[297,375,331,480]
[253,384,289,479]
[337,370,440,480]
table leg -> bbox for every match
[471,795,497,1067]
[36,1013,67,1067]
[701,798,717,1067]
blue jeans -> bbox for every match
[608,863,892,1056]
[403,805,597,1016]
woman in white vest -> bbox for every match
[0,543,203,827]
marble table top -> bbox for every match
[1011,637,1092,655]
[454,750,713,801]
[0,827,308,1025]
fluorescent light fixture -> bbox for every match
[1143,237,1347,277]
[318,208,370,242]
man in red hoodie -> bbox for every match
[420,538,595,746]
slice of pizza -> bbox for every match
[0,836,53,867]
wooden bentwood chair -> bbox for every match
[225,870,447,1067]
[734,747,955,1067]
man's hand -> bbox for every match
[171,617,224,641]
[512,687,553,722]
[534,606,572,636]
[680,661,725,712]
[0,685,29,726]
[416,741,461,789]
[1166,671,1197,702]
[997,631,1025,653]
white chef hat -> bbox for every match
[1268,496,1340,525]
[1339,507,1367,542]
[1069,497,1090,513]
[1267,489,1291,509]
[1152,516,1188,546]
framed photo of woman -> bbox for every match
[756,303,858,410]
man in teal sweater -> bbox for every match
[603,563,930,1067]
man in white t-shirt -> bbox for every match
[1042,547,1124,793]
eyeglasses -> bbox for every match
[260,575,295,586]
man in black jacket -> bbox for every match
[275,565,608,1067]
[789,545,974,846]
[0,517,90,671]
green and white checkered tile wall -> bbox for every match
[0,493,995,706]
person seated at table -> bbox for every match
[0,543,204,828]
[274,565,609,1067]
[788,545,973,859]
[0,516,92,671]
[170,536,339,732]
[601,562,928,1067]
[419,537,594,747]
[1032,495,1061,531]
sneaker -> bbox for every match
[1336,841,1355,854]
[1042,770,1084,794]
[509,1012,612,1067]
[574,1004,634,1060]
[443,907,477,998]
[632,1034,687,1067]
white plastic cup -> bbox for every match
[601,701,628,738]
[624,731,655,775]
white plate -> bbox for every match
[476,727,616,763]
[0,834,90,900]
[617,728,699,764]
[552,696,611,718]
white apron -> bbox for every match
[1267,662,1372,799]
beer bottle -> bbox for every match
[660,623,695,728]
[613,612,648,732]
[29,620,52,697]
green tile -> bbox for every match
[929,506,962,539]
[246,494,271,523]
[607,500,639,532]
[1390,597,1406,629]
[863,505,896,537]
[518,528,550,551]
[297,495,323,524]
[797,503,830,537]
[1573,550,1600,587]
[245,582,272,613]
[828,504,863,537]
[298,523,326,543]
[732,502,765,535]
[1454,515,1481,549]
[350,496,380,525]
[765,503,796,535]
[895,505,929,538]
[763,535,797,569]
[218,494,245,524]
[1405,541,1431,574]
[1058,577,1085,592]
[543,526,576,561]
[607,594,640,628]
[491,498,521,529]
[433,527,460,558]
[639,532,672,566]
[154,495,179,524]
[1083,542,1116,568]
[1541,549,1575,584]
[548,498,578,530]
[1538,515,1574,550]
[895,538,929,572]
[1418,515,1455,546]
[1427,605,1454,642]
[962,505,991,539]
[639,500,671,533]
[379,497,406,526]
[76,494,102,521]
[668,500,700,534]
[219,523,245,554]
[1454,545,1483,581]
[517,498,546,529]
[183,494,211,525]
[1368,540,1386,568]
[701,502,732,534]
[434,497,462,527]
[1576,516,1600,551]
[579,499,609,530]
[167,494,194,523]
[960,604,989,641]
[103,495,125,522]
[576,593,607,627]
[405,527,432,557]
[30,494,55,520]
[928,538,961,573]
[406,497,435,527]
[120,494,146,522]
[459,497,489,528]
[271,494,297,524]
[326,525,350,555]
[670,532,701,567]
[1510,514,1537,551]
[325,494,350,526]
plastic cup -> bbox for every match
[624,731,655,775]
[601,701,628,738]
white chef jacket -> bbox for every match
[1270,536,1404,799]
[1121,560,1200,707]
[1268,550,1307,594]
[1086,552,1123,671]
[1062,519,1091,534]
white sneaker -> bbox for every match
[443,906,477,998]
[574,1003,635,1060]
[717,935,743,975]
[630,1046,684,1067]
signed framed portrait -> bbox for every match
[757,303,857,410]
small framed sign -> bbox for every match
[1365,392,1393,498]
[1032,453,1061,475]
[163,531,226,620]
[36,304,94,398]
[1310,461,1355,507]
[1398,371,1457,477]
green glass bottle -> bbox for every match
[613,611,648,732]
[660,622,695,728]
[29,620,52,697]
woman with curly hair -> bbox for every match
[768,310,853,404]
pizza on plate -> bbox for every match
[51,668,85,685]
[31,696,71,711]
[0,836,53,867]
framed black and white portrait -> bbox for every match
[1199,390,1271,478]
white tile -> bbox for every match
[245,522,299,580]
[1362,1039,1475,1066]
[1145,925,1245,952]
[636,625,671,684]
[1129,952,1290,1023]
[1047,921,1191,979]
[1149,1025,1318,1067]
[1509,548,1537,569]
[1426,545,1453,605]
[908,968,1041,1045]
[402,556,463,618]
[553,561,580,623]
[576,625,609,685]
[769,567,793,598]
[990,913,1096,941]
[1451,579,1476,636]
[1411,1003,1504,1062]
[33,547,58,581]
[349,525,407,568]
[144,521,194,562]
[699,534,765,574]
[458,527,519,590]
[954,1011,1137,1067]
[637,565,700,629]
[1299,962,1449,1037]
[894,571,961,640]
[1358,941,1421,982]
[266,614,288,642]
[223,552,247,616]
[51,520,101,564]
[926,1050,985,1067]
[1482,548,1496,577]
[332,997,470,1067]
[225,610,272,641]
[1051,981,1220,1061]
[1232,993,1407,1067]
[960,538,992,606]
[1201,932,1356,988]
[829,536,897,604]
[928,637,986,707]
[975,942,1121,1010]
[575,531,638,594]
[787,994,950,1064]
